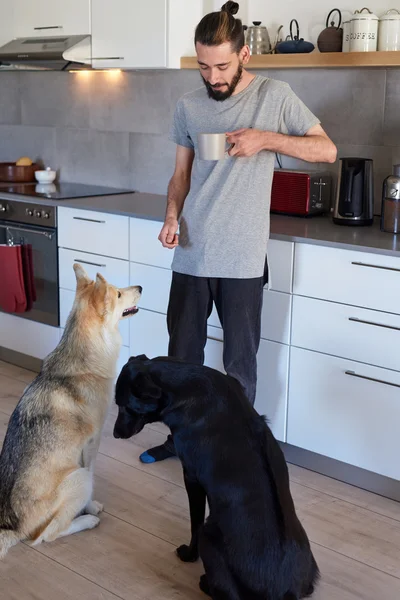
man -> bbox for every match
[140,1,336,463]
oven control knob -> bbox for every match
[26,208,33,216]
[44,212,50,219]
[35,210,42,218]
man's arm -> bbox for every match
[159,145,194,249]
[226,124,337,164]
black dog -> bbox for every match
[113,355,319,600]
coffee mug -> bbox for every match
[198,133,230,161]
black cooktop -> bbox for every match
[0,182,134,200]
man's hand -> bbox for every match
[158,218,179,249]
[226,128,265,158]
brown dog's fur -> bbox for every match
[0,264,141,558]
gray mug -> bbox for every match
[197,133,230,161]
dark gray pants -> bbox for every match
[163,263,267,453]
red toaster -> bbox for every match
[270,169,332,217]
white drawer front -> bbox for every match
[287,347,400,480]
[59,288,130,348]
[294,243,400,314]
[203,290,292,346]
[208,305,222,329]
[207,324,223,342]
[292,295,400,372]
[261,290,292,345]
[267,239,294,293]
[130,262,172,315]
[254,339,289,442]
[202,337,288,442]
[130,308,169,358]
[204,337,225,373]
[59,249,130,292]
[0,313,60,360]
[58,207,129,260]
[129,217,174,269]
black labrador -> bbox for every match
[113,355,319,600]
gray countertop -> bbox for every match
[0,188,399,257]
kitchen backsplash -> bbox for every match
[0,68,398,214]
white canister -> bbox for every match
[342,20,351,51]
[378,9,400,51]
[350,7,379,52]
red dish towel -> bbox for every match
[0,245,27,313]
[20,244,36,310]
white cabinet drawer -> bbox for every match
[287,347,400,480]
[0,313,60,360]
[202,337,288,442]
[130,308,169,359]
[129,217,174,269]
[59,248,130,292]
[292,295,400,372]
[261,290,292,345]
[204,337,225,373]
[254,339,289,442]
[59,288,130,348]
[207,290,292,346]
[58,207,129,260]
[130,262,172,314]
[294,243,400,314]
[267,239,294,293]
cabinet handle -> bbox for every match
[345,370,400,389]
[74,259,106,268]
[72,216,106,224]
[91,56,125,60]
[33,26,62,30]
[348,317,400,332]
[351,261,400,274]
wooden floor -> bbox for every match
[0,360,399,599]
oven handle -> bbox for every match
[0,223,55,240]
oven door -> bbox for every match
[0,221,59,327]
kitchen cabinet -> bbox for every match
[91,0,203,69]
[58,207,129,260]
[254,339,289,443]
[11,0,90,37]
[287,346,400,481]
[0,311,60,361]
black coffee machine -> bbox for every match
[333,157,374,226]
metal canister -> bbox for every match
[381,165,400,234]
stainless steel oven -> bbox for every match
[0,199,59,327]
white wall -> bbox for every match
[214,0,398,46]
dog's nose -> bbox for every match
[113,428,121,439]
[138,286,143,294]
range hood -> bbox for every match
[0,35,92,70]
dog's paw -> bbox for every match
[199,574,211,596]
[85,515,101,530]
[176,544,199,562]
[85,500,104,516]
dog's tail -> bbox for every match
[0,529,20,559]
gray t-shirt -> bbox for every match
[169,75,320,279]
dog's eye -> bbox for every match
[118,291,121,298]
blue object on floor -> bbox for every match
[139,451,156,464]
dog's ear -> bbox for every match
[131,371,162,413]
[130,354,149,362]
[73,263,91,289]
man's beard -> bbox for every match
[202,63,243,102]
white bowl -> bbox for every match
[35,168,56,184]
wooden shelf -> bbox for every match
[181,51,400,70]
